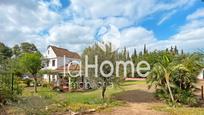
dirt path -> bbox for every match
[92,84,168,115]
[93,103,167,115]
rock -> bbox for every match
[83,109,96,114]
[70,109,96,115]
[87,109,96,112]
[71,111,80,115]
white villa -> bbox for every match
[42,45,81,82]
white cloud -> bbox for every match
[68,0,195,27]
[149,8,204,52]
[179,8,204,33]
[0,0,201,54]
[166,8,204,51]
[46,23,96,52]
[0,0,61,51]
[48,23,94,43]
[102,7,204,53]
[59,0,197,53]
[158,27,204,52]
[96,23,203,53]
[120,27,156,48]
[180,19,204,32]
[157,10,177,25]
[50,0,62,7]
[187,8,204,20]
[97,25,156,52]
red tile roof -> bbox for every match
[49,45,80,59]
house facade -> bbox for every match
[42,45,81,82]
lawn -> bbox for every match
[6,80,145,114]
[122,80,146,86]
[5,80,204,115]
[152,104,204,115]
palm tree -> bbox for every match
[148,53,203,105]
[147,55,189,103]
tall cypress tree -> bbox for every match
[181,49,184,55]
[143,44,148,54]
[123,47,127,60]
[166,48,169,53]
[170,46,174,53]
[174,46,178,54]
[133,48,137,57]
[127,51,130,60]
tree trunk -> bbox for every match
[69,77,71,92]
[33,75,37,93]
[165,77,174,102]
[48,74,51,84]
[102,82,107,99]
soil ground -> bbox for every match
[92,80,204,115]
[92,83,168,115]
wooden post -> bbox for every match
[11,73,14,94]
[201,86,203,100]
[48,74,51,84]
[69,76,71,92]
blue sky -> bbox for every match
[141,1,204,40]
[0,0,204,53]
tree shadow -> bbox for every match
[113,90,159,103]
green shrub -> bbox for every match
[23,79,33,87]
[0,74,23,104]
[147,53,203,106]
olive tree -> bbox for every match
[81,43,125,99]
[19,53,41,93]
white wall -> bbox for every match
[43,74,58,82]
[45,47,57,70]
[46,47,56,58]
[42,46,81,82]
[198,69,204,80]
